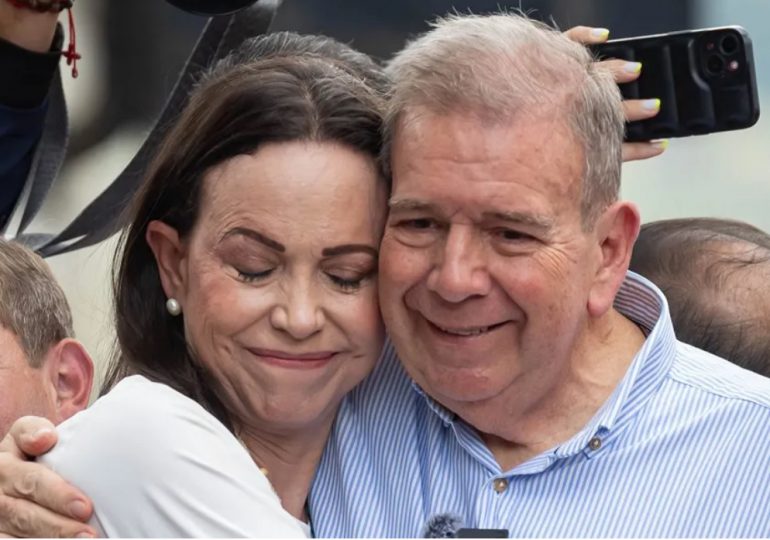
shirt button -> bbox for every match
[588,436,602,451]
[493,478,509,493]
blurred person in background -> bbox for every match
[0,1,60,229]
[0,238,93,438]
[631,217,770,377]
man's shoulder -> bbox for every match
[668,341,770,410]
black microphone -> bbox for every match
[422,513,464,538]
[422,514,508,538]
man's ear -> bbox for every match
[145,220,188,304]
[587,201,640,318]
[45,339,94,423]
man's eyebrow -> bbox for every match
[388,198,441,213]
[321,244,379,258]
[223,227,285,252]
[389,199,553,230]
[483,211,554,231]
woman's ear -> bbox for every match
[146,220,188,303]
[587,201,641,318]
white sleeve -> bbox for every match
[39,376,308,538]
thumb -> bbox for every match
[1,416,58,458]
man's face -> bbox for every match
[0,325,56,437]
[379,111,601,414]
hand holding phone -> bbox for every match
[592,26,759,141]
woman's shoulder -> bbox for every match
[40,375,305,537]
[43,375,247,475]
[88,374,213,417]
[55,375,235,451]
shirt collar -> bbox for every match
[411,382,456,425]
[412,271,679,459]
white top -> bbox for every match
[40,375,309,538]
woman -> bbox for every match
[37,31,389,536]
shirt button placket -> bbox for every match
[588,436,602,451]
[493,477,509,494]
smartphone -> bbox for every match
[591,26,759,141]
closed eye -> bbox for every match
[236,268,274,283]
[327,274,364,292]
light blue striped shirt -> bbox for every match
[309,272,770,537]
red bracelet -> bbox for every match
[5,0,80,77]
[5,0,73,13]
[62,5,80,77]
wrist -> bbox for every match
[0,0,59,53]
[5,0,72,12]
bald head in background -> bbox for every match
[631,218,770,377]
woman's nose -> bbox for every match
[269,287,325,340]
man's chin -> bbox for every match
[413,366,506,407]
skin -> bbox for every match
[0,1,58,53]
[380,109,645,470]
[0,326,92,440]
[0,24,666,539]
[146,140,387,520]
[0,326,57,437]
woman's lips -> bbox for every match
[246,348,338,369]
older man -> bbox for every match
[0,239,93,437]
[308,14,770,537]
[1,12,768,539]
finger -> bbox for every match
[0,496,96,538]
[623,98,661,123]
[564,25,610,45]
[596,58,644,83]
[0,455,92,522]
[1,416,57,458]
[622,140,669,162]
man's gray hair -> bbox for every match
[0,239,73,366]
[384,12,625,226]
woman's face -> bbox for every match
[152,141,387,434]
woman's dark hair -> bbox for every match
[102,32,388,429]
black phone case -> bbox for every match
[592,26,760,141]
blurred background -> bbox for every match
[33,0,770,389]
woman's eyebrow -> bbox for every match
[224,227,285,252]
[321,244,378,258]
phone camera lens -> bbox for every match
[720,34,739,55]
[706,54,725,75]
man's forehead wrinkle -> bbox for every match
[483,210,554,230]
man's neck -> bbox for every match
[454,310,646,471]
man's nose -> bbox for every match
[426,225,491,303]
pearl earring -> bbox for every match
[166,298,182,316]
